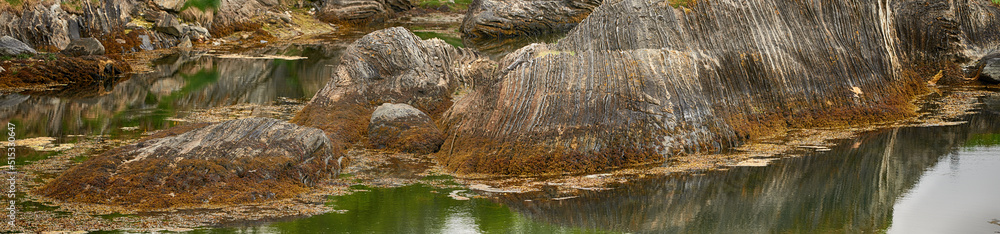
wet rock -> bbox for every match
[155,14,184,37]
[317,0,413,24]
[369,103,445,154]
[292,27,493,143]
[0,56,130,94]
[977,56,1000,83]
[438,0,1000,175]
[38,118,345,209]
[460,0,601,39]
[61,38,105,56]
[0,36,38,56]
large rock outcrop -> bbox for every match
[460,0,601,39]
[317,0,413,25]
[436,0,999,175]
[292,27,493,143]
[38,118,344,209]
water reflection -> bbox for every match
[495,99,1000,233]
[0,44,343,139]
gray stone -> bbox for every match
[177,36,193,49]
[153,0,187,11]
[317,0,413,24]
[155,14,184,37]
[461,0,602,38]
[61,38,106,56]
[0,36,37,56]
[139,35,155,51]
[368,103,445,154]
[38,118,345,208]
[979,57,1000,83]
[292,27,494,143]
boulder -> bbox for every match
[0,36,38,56]
[0,5,72,50]
[154,0,187,12]
[61,38,106,56]
[460,0,601,39]
[177,35,193,49]
[978,56,1000,83]
[183,24,212,40]
[38,118,345,209]
[292,27,494,143]
[155,13,184,37]
[368,103,446,154]
[317,0,413,24]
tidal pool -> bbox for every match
[190,95,1000,233]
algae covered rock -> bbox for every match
[292,27,493,143]
[437,0,1000,175]
[460,0,601,39]
[38,118,345,209]
[369,103,445,154]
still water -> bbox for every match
[188,95,1000,233]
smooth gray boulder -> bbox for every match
[39,118,345,209]
[978,56,1000,83]
[368,103,445,154]
[0,36,38,56]
[61,38,105,56]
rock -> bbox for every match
[317,0,413,24]
[154,0,187,12]
[460,0,601,39]
[155,13,184,37]
[177,36,193,49]
[183,25,212,40]
[38,118,345,209]
[280,12,293,23]
[0,36,38,56]
[368,103,446,154]
[0,56,130,95]
[977,56,1000,83]
[292,27,494,143]
[139,34,155,50]
[0,5,72,50]
[61,38,106,56]
[438,0,1000,175]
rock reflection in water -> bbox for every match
[497,106,1000,233]
[0,44,343,139]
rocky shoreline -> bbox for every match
[2,0,1000,232]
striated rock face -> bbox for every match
[38,118,345,209]
[0,36,36,56]
[368,103,445,154]
[437,0,999,175]
[61,38,106,56]
[292,27,494,143]
[460,0,601,39]
[0,4,73,50]
[317,0,413,24]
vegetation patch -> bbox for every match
[413,31,464,48]
[181,0,220,12]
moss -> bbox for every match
[416,0,472,11]
[669,0,696,8]
[413,31,464,48]
[0,56,132,94]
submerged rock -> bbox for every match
[292,27,493,143]
[61,38,106,56]
[460,0,601,39]
[369,103,445,154]
[0,36,37,56]
[317,0,413,24]
[38,118,345,209]
[437,0,999,175]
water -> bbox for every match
[192,95,1000,233]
